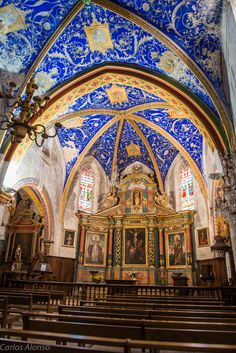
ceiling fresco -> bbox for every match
[0,0,228,197]
[135,108,203,173]
[117,120,154,175]
[61,84,166,115]
[57,113,115,180]
[0,0,77,73]
[88,122,119,177]
[34,3,218,116]
[111,0,223,98]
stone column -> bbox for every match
[114,216,123,280]
[31,231,38,260]
[107,217,114,279]
[185,224,192,266]
[77,224,86,281]
[147,216,155,284]
[158,228,165,268]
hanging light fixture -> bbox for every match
[0,77,62,147]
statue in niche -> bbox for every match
[99,190,119,210]
[154,190,172,209]
[133,189,141,206]
[14,244,22,271]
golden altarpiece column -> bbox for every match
[76,169,194,285]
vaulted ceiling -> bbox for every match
[0,0,232,195]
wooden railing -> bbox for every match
[5,279,235,305]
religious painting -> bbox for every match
[197,228,209,247]
[84,232,107,267]
[123,228,147,266]
[13,233,32,262]
[166,232,186,268]
[63,229,75,247]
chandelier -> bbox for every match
[0,77,62,147]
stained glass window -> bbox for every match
[180,162,195,210]
[78,167,95,212]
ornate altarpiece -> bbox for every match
[76,172,194,285]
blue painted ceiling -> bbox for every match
[0,0,223,186]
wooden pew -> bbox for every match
[79,299,236,311]
[58,306,236,323]
[22,311,236,331]
[0,297,7,328]
[0,294,32,312]
[1,329,236,353]
[0,297,19,328]
[106,295,225,305]
[59,304,236,320]
[0,338,115,353]
[22,314,236,344]
[0,287,65,304]
[0,290,51,312]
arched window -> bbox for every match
[180,162,195,210]
[78,167,95,212]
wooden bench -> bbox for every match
[22,311,236,331]
[59,304,236,320]
[0,297,20,328]
[105,295,225,305]
[22,313,236,344]
[0,293,32,311]
[80,299,236,311]
[1,329,236,353]
[58,306,236,323]
[0,290,51,312]
[0,338,115,353]
[0,287,65,303]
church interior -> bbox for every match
[0,0,236,351]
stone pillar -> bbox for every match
[159,228,165,268]
[107,217,114,279]
[5,231,13,262]
[76,215,87,281]
[114,216,123,280]
[31,231,38,260]
[185,224,192,266]
[147,217,155,284]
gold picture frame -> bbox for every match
[122,227,148,267]
[165,231,187,268]
[84,231,107,267]
[197,227,210,247]
[63,229,75,247]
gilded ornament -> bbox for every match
[106,85,128,105]
[126,141,141,157]
[0,5,29,35]
[84,14,113,53]
[159,52,178,73]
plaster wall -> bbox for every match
[165,146,220,261]
[2,136,65,251]
[60,156,109,259]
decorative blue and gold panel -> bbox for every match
[58,114,115,181]
[136,108,203,173]
[136,122,179,182]
[61,84,166,113]
[117,121,154,173]
[87,122,119,176]
[34,3,218,115]
[112,0,224,99]
[0,0,77,73]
